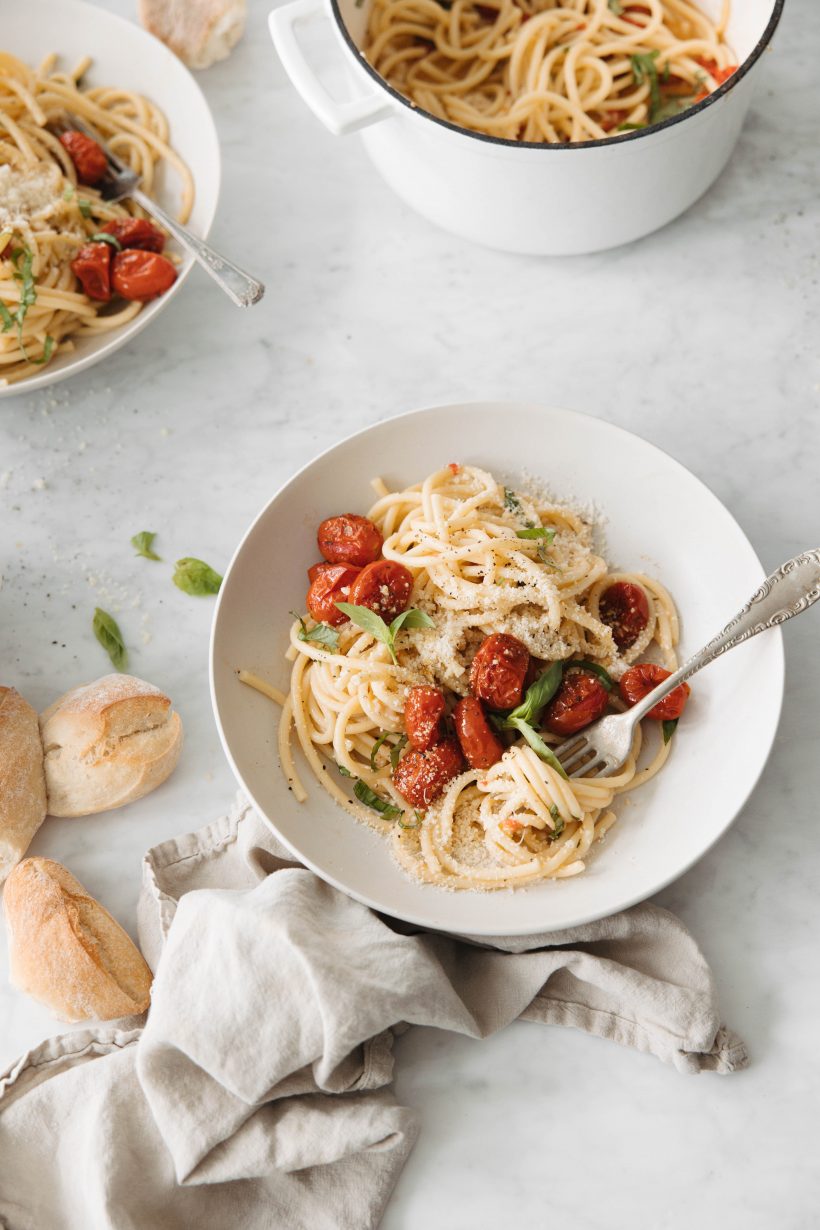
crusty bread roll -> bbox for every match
[139,0,246,70]
[4,857,153,1022]
[0,687,47,883]
[40,675,182,818]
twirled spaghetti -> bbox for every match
[363,0,736,143]
[242,465,688,891]
[0,52,193,385]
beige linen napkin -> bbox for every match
[0,797,746,1230]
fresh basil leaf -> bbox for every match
[516,526,556,543]
[631,50,661,114]
[131,530,161,561]
[40,335,54,364]
[173,557,222,596]
[291,611,340,650]
[93,606,128,671]
[662,718,679,744]
[335,602,390,646]
[549,803,565,837]
[500,661,564,727]
[509,717,569,779]
[0,301,13,332]
[336,762,354,778]
[389,608,435,637]
[370,730,394,772]
[353,778,403,821]
[89,231,121,251]
[570,660,614,692]
[78,198,93,219]
[390,733,408,770]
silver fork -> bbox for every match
[554,550,820,780]
[58,117,265,308]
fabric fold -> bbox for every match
[0,796,746,1230]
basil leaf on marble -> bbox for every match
[93,606,128,671]
[131,530,161,561]
[173,557,222,596]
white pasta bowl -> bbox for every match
[0,0,220,398]
[210,402,784,936]
[270,0,784,254]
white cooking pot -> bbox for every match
[270,0,784,255]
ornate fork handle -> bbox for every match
[628,550,820,723]
[133,188,265,308]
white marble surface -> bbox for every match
[2,0,820,1224]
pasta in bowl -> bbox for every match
[1,0,219,395]
[211,403,784,935]
[242,464,691,890]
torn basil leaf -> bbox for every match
[173,557,222,596]
[353,779,403,821]
[93,606,128,671]
[131,530,161,561]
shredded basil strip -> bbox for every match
[631,50,661,114]
[292,612,340,650]
[516,526,556,543]
[353,778,403,821]
[398,810,423,830]
[570,660,615,692]
[173,557,223,596]
[370,730,395,772]
[507,717,569,780]
[336,763,354,778]
[662,718,679,744]
[390,733,408,771]
[92,606,128,671]
[78,198,93,218]
[131,530,161,561]
[549,804,566,837]
[496,661,564,729]
[90,231,122,251]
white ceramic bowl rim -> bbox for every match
[209,402,785,936]
[330,0,785,151]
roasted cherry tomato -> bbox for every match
[542,670,609,737]
[71,241,112,301]
[405,686,446,752]
[453,696,504,769]
[101,217,165,252]
[599,581,650,652]
[59,131,108,185]
[306,563,360,626]
[619,663,691,721]
[318,514,383,567]
[693,59,737,100]
[347,559,413,623]
[392,738,464,809]
[469,633,530,710]
[111,250,177,302]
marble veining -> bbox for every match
[1,0,819,1224]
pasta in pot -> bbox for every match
[242,464,691,892]
[362,0,736,144]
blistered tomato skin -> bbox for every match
[619,663,691,721]
[101,217,165,252]
[59,131,108,185]
[598,582,650,652]
[318,514,383,567]
[306,563,360,626]
[453,697,504,769]
[392,738,464,809]
[111,250,177,301]
[347,560,414,623]
[469,633,530,710]
[71,242,112,301]
[543,671,609,736]
[405,687,446,751]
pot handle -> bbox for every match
[269,0,393,135]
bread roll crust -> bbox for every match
[4,857,153,1022]
[41,674,183,818]
[0,687,47,883]
[139,0,246,69]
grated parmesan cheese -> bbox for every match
[0,163,62,229]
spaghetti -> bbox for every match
[242,465,688,891]
[363,0,736,144]
[0,52,193,385]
